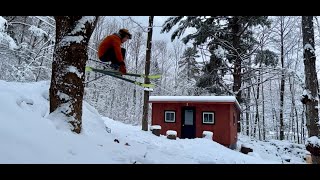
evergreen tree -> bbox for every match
[161,16,270,103]
[253,49,278,67]
[177,46,200,95]
[197,47,229,95]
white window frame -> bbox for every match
[165,111,176,123]
[203,112,214,124]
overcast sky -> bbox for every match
[105,16,191,42]
[129,16,173,41]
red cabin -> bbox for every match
[148,96,241,149]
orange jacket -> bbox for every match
[97,34,124,63]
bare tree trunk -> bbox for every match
[35,51,45,82]
[250,63,260,139]
[250,71,259,139]
[133,32,142,118]
[288,109,292,140]
[50,16,98,134]
[245,87,251,136]
[301,108,305,144]
[231,17,242,103]
[142,16,154,131]
[279,17,285,140]
[295,32,301,144]
[289,76,296,142]
[250,112,255,137]
[302,16,320,164]
[302,16,320,137]
[17,16,28,66]
[253,85,259,139]
[244,54,252,136]
[269,79,278,139]
[172,41,184,95]
[291,110,295,141]
[256,60,262,140]
[295,107,299,143]
[261,69,266,140]
[272,108,278,139]
[35,24,49,82]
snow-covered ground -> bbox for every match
[0,80,308,164]
[237,134,307,164]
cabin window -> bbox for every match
[233,114,236,125]
[202,112,214,124]
[165,111,176,123]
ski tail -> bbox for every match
[85,66,93,72]
[85,66,161,79]
[105,72,155,88]
[148,74,161,79]
[134,81,154,88]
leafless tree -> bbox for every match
[142,16,154,131]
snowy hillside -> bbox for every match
[0,80,308,164]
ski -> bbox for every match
[85,66,161,79]
[85,66,155,88]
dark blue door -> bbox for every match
[181,107,196,139]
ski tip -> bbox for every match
[142,83,155,88]
[148,74,161,79]
[85,66,93,72]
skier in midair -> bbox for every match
[97,28,132,75]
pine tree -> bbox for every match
[161,16,270,103]
[196,47,229,95]
[177,46,200,95]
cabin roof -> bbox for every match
[149,96,241,111]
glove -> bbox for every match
[119,63,127,75]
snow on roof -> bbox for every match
[149,96,241,110]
